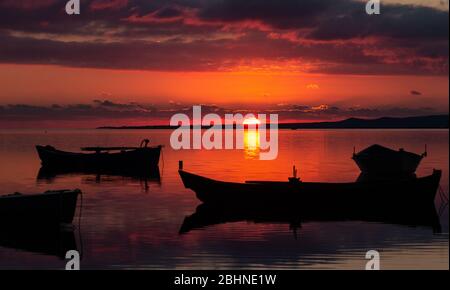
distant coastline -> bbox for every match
[97,115,449,130]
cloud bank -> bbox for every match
[0,0,448,75]
[0,99,442,128]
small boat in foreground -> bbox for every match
[178,162,441,207]
[36,139,162,170]
[0,189,81,224]
[352,144,427,176]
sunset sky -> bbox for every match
[0,0,448,127]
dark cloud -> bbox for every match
[0,30,381,72]
[0,100,154,121]
[265,103,438,120]
[198,0,332,29]
[154,6,184,18]
[410,90,423,95]
[0,100,442,127]
[92,99,155,111]
[307,3,449,40]
[0,0,447,75]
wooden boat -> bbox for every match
[178,162,442,206]
[180,202,442,234]
[352,144,426,175]
[0,189,81,224]
[36,139,162,169]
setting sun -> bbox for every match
[243,117,261,126]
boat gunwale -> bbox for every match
[179,169,441,187]
[36,145,162,156]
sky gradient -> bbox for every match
[0,0,448,127]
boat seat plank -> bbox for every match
[80,146,139,151]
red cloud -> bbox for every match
[90,0,128,11]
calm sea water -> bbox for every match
[0,129,448,269]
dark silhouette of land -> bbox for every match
[283,115,448,129]
[97,115,449,129]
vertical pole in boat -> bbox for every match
[179,160,183,171]
[289,165,300,182]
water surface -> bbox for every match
[0,129,448,269]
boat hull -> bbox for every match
[0,190,81,224]
[352,144,424,175]
[36,145,161,169]
[353,154,423,175]
[179,170,442,207]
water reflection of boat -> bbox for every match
[178,163,441,207]
[180,202,442,235]
[37,166,161,185]
[0,225,78,259]
[0,189,80,224]
[36,139,162,170]
[352,144,426,176]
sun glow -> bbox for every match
[244,129,260,159]
[243,117,261,159]
[243,117,261,126]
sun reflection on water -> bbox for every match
[244,128,260,159]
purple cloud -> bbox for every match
[0,0,447,75]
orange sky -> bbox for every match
[0,0,448,128]
[0,64,448,109]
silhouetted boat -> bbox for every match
[0,189,80,224]
[36,139,162,170]
[352,144,426,175]
[180,202,442,235]
[178,162,441,206]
